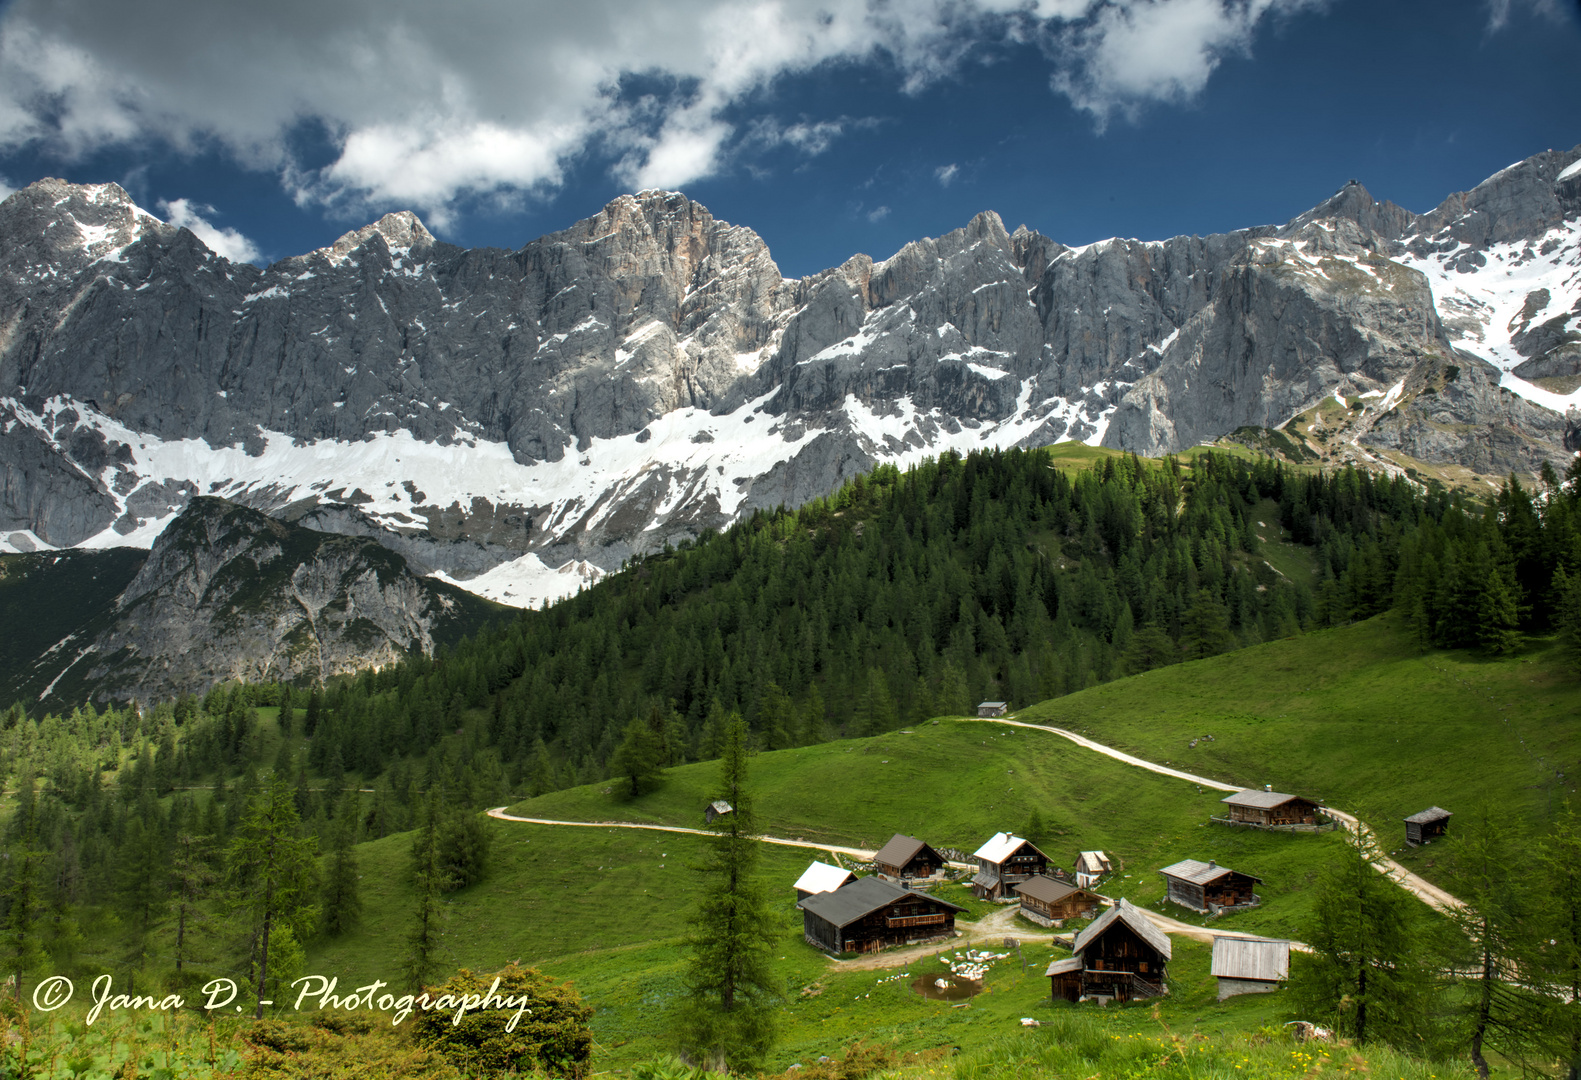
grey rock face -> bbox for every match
[1,146,1578,592]
[74,496,498,702]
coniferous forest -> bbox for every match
[3,446,1581,994]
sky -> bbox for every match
[0,0,1575,278]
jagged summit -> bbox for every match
[321,210,437,262]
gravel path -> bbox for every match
[968,716,1464,914]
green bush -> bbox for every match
[409,964,594,1077]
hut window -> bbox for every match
[1139,962,1148,973]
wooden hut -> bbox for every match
[1069,898,1172,1001]
[1074,850,1112,889]
[1045,956,1083,1002]
[977,701,1009,717]
[1211,936,1290,1000]
[1218,789,1324,827]
[1159,859,1262,914]
[1404,807,1451,845]
[793,861,855,901]
[704,800,734,823]
[1014,876,1103,927]
[798,876,965,954]
[873,834,946,883]
[971,832,1049,900]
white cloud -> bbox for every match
[935,163,960,187]
[158,198,262,263]
[0,0,1330,224]
[1484,0,1562,31]
[867,205,891,222]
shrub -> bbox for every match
[410,964,594,1077]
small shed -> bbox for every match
[704,800,734,823]
[971,832,1050,900]
[798,876,965,954]
[1211,936,1290,1000]
[1159,859,1263,914]
[977,701,1008,717]
[1074,850,1112,889]
[1014,875,1103,927]
[1045,956,1083,1002]
[1219,789,1324,827]
[794,861,855,901]
[873,834,946,882]
[1404,807,1451,846]
[1071,898,1172,1001]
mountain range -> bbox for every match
[0,145,1578,702]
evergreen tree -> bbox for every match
[226,776,320,1018]
[676,715,782,1071]
[169,831,216,982]
[1536,807,1581,1080]
[0,778,48,1000]
[1294,824,1427,1047]
[321,828,363,937]
[610,716,666,797]
[406,791,449,989]
[438,809,492,891]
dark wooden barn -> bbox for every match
[1014,876,1103,927]
[971,832,1049,900]
[1218,789,1324,827]
[977,701,1009,717]
[873,834,946,883]
[1404,807,1451,845]
[1068,898,1172,1001]
[1159,859,1262,914]
[1045,956,1083,1002]
[798,877,965,954]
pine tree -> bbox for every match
[321,828,363,937]
[1294,823,1427,1046]
[0,777,48,1000]
[226,776,320,1018]
[676,714,782,1071]
[406,791,449,989]
[169,831,216,983]
[610,716,666,796]
[1535,807,1581,1079]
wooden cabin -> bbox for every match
[1074,850,1112,889]
[971,832,1049,900]
[1159,859,1262,914]
[1404,807,1451,845]
[1014,876,1103,927]
[793,860,855,901]
[798,877,965,954]
[704,800,734,823]
[977,701,1009,717]
[1218,789,1323,827]
[873,834,946,883]
[1211,936,1290,1001]
[1045,956,1083,1002]
[1069,898,1172,1001]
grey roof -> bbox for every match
[1075,851,1111,875]
[1159,858,1261,886]
[1045,956,1083,976]
[978,701,1007,708]
[1211,936,1290,982]
[1404,806,1452,824]
[971,870,998,889]
[874,834,934,868]
[707,800,734,814]
[1072,898,1172,960]
[1221,790,1314,810]
[798,876,964,929]
[1015,875,1084,904]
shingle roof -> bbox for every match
[978,701,1007,708]
[708,800,734,815]
[1159,858,1261,886]
[1044,956,1083,976]
[1075,851,1111,875]
[873,834,932,869]
[1014,875,1082,904]
[798,876,964,929]
[1211,936,1290,982]
[1072,898,1172,960]
[794,861,854,896]
[1221,790,1312,810]
[1404,806,1452,824]
[974,831,1037,864]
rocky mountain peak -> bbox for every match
[322,210,436,262]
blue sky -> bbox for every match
[0,0,1575,278]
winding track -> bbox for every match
[487,715,1463,968]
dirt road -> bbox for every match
[486,808,880,861]
[969,716,1464,914]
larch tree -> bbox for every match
[226,775,320,1018]
[676,713,783,1072]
